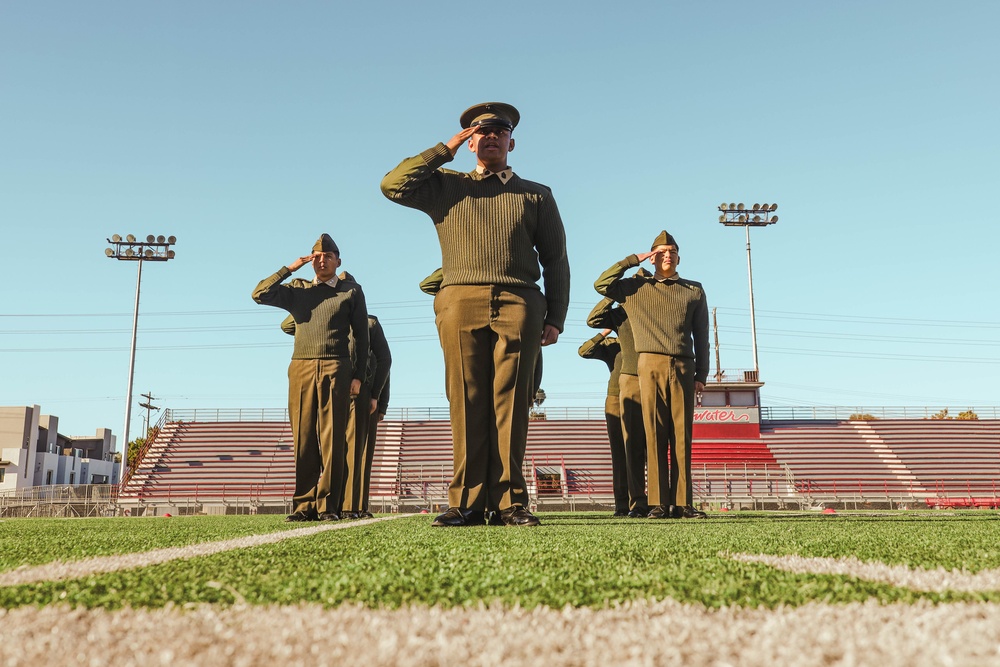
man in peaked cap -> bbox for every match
[594,231,709,520]
[382,103,569,528]
[252,234,369,522]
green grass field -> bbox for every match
[3,511,999,610]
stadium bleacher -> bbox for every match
[117,413,1000,512]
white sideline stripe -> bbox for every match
[729,552,1000,592]
[0,514,412,588]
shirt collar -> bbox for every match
[475,165,514,185]
[314,275,339,288]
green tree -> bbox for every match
[957,409,979,420]
[126,426,159,469]
[849,413,878,421]
[930,408,951,420]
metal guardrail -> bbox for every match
[165,406,608,422]
[165,406,1000,424]
[0,484,117,518]
[760,406,1000,420]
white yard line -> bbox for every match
[729,552,1000,592]
[4,599,1000,667]
[0,514,411,588]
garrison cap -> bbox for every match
[651,230,679,251]
[460,102,520,131]
[312,233,340,255]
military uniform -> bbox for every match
[595,231,708,518]
[382,103,569,526]
[253,234,369,521]
[585,296,649,515]
[577,324,628,515]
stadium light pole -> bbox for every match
[717,203,777,376]
[105,234,176,485]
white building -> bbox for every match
[0,405,119,493]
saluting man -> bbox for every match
[584,296,651,517]
[382,102,569,527]
[279,271,390,520]
[578,317,629,517]
[595,231,709,519]
[252,234,369,522]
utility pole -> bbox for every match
[712,308,724,383]
[138,391,159,438]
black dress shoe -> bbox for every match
[340,511,360,520]
[627,507,650,518]
[673,505,708,519]
[317,512,340,521]
[499,505,541,527]
[431,507,467,527]
[285,510,315,522]
[613,510,629,518]
[358,511,374,519]
[646,505,674,519]
[486,511,504,526]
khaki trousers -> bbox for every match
[637,353,696,507]
[342,384,372,513]
[604,395,629,513]
[287,358,352,515]
[360,412,380,512]
[434,284,545,511]
[618,373,649,511]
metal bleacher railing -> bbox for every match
[761,406,1000,420]
[97,406,1000,516]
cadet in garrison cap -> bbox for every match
[252,234,369,522]
[578,310,629,518]
[279,271,391,521]
[382,103,570,528]
[583,295,651,518]
[595,230,709,520]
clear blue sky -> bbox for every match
[2,1,998,443]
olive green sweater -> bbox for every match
[586,297,640,377]
[594,255,709,384]
[578,332,622,397]
[381,143,570,332]
[252,267,369,381]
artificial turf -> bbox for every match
[2,511,999,610]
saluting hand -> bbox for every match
[445,126,478,156]
[288,253,316,272]
[636,251,656,264]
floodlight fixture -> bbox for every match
[715,201,780,373]
[104,232,177,493]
